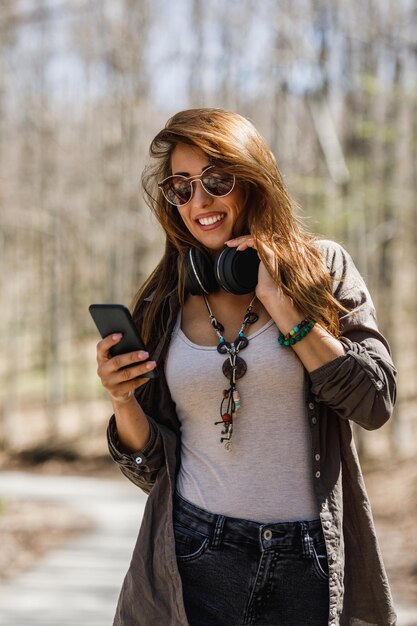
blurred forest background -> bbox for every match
[0,0,416,461]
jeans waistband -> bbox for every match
[173,491,324,552]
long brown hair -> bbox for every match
[133,108,345,343]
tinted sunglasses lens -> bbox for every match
[162,177,192,206]
[202,170,234,196]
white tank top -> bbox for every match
[165,311,319,523]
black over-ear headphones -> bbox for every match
[184,246,260,295]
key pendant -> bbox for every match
[214,411,233,447]
[220,416,234,451]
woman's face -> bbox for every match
[170,143,246,252]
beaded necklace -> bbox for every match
[203,294,259,451]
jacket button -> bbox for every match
[263,529,273,540]
[308,402,315,410]
[135,456,143,464]
[311,417,317,425]
[315,454,320,461]
[315,471,321,478]
[375,380,383,390]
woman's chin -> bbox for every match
[195,233,232,253]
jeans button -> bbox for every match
[263,529,273,541]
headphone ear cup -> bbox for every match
[184,248,219,295]
[216,247,260,295]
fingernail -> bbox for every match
[112,334,122,340]
[137,351,149,359]
[145,361,156,369]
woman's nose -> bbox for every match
[190,180,212,207]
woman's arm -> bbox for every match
[227,235,347,371]
[226,237,397,430]
[111,395,151,452]
[96,333,166,493]
[255,290,346,372]
[96,333,158,448]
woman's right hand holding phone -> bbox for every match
[96,333,157,404]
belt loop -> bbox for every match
[300,522,313,559]
[211,514,225,549]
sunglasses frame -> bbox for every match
[158,166,236,207]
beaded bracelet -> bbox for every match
[278,319,315,346]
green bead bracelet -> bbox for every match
[278,320,315,346]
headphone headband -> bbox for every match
[188,249,209,295]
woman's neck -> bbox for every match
[204,289,256,311]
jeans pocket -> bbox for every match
[310,541,329,582]
[174,522,210,562]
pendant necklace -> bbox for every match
[202,294,259,451]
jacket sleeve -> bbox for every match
[107,414,165,495]
[308,240,397,430]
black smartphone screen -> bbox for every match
[89,304,157,379]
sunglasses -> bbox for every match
[158,166,236,207]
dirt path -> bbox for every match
[0,471,147,626]
[363,456,417,611]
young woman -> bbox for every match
[96,108,397,626]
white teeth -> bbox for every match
[198,214,224,226]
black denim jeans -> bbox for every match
[173,492,329,626]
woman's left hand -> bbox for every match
[224,235,286,305]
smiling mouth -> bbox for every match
[196,213,225,226]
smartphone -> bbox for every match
[89,303,157,379]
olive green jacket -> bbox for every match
[107,240,397,626]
